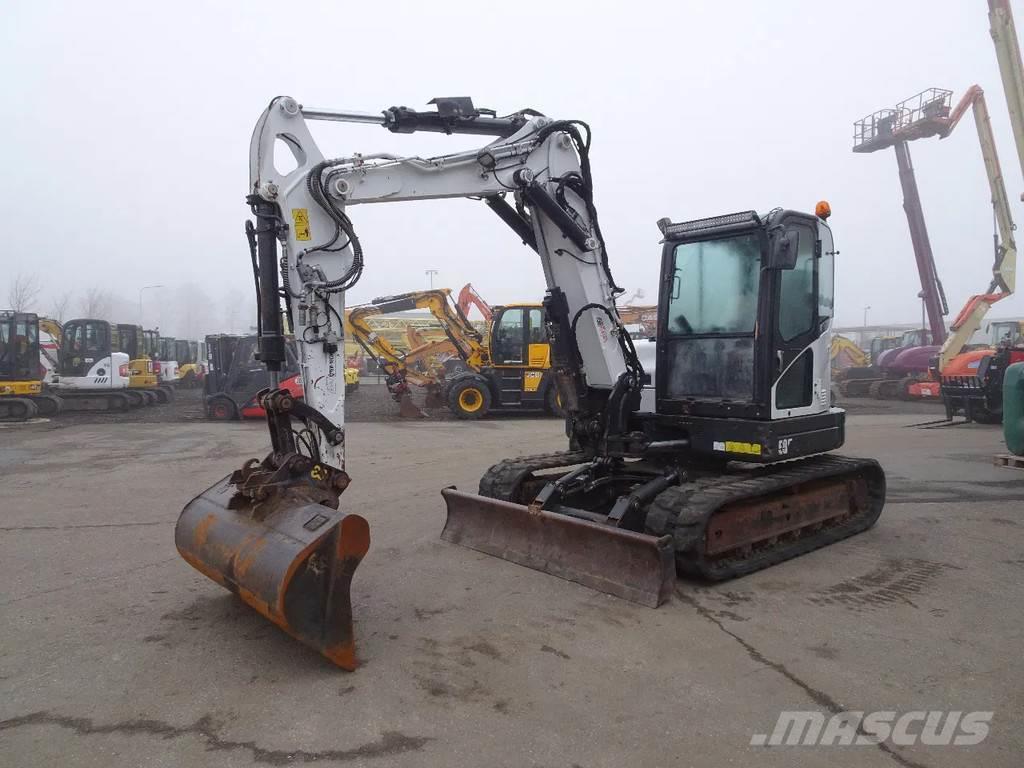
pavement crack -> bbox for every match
[0,711,431,765]
[677,590,932,768]
[0,521,170,532]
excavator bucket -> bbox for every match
[175,474,370,670]
[440,488,675,607]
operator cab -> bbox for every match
[989,320,1023,346]
[61,319,114,377]
[650,208,840,461]
[116,324,143,359]
[489,305,550,368]
[142,329,160,359]
[0,311,40,383]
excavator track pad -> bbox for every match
[175,461,369,670]
[442,451,884,606]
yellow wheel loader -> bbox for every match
[349,289,563,419]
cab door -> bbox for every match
[769,216,832,418]
[490,307,528,406]
[522,307,550,406]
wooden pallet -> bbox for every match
[994,453,1024,470]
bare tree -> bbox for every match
[79,287,113,320]
[8,273,42,312]
[49,291,73,324]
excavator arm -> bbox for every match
[249,98,639,444]
[176,97,641,669]
[457,283,493,322]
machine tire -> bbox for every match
[546,385,566,417]
[448,376,491,420]
[972,404,1003,425]
[208,397,238,421]
[141,390,158,405]
[158,384,176,402]
[152,387,171,404]
[124,390,145,408]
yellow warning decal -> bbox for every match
[723,440,762,456]
[292,208,311,241]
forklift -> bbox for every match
[0,311,62,421]
[204,334,303,419]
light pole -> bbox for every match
[425,269,439,289]
[863,305,871,328]
[139,284,164,327]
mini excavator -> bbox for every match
[176,97,886,669]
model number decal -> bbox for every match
[778,438,793,455]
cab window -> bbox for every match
[778,226,816,341]
[492,308,525,364]
[527,308,546,344]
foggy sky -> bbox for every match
[2,0,1022,334]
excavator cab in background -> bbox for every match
[175,339,204,388]
[48,319,135,411]
[116,323,170,404]
[156,336,180,385]
[142,329,173,387]
[0,311,62,421]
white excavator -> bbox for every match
[176,97,886,670]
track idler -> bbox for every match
[175,453,369,670]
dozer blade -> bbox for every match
[441,487,674,608]
[175,475,370,670]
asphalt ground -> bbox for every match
[1,411,1020,767]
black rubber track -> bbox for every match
[479,451,886,583]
